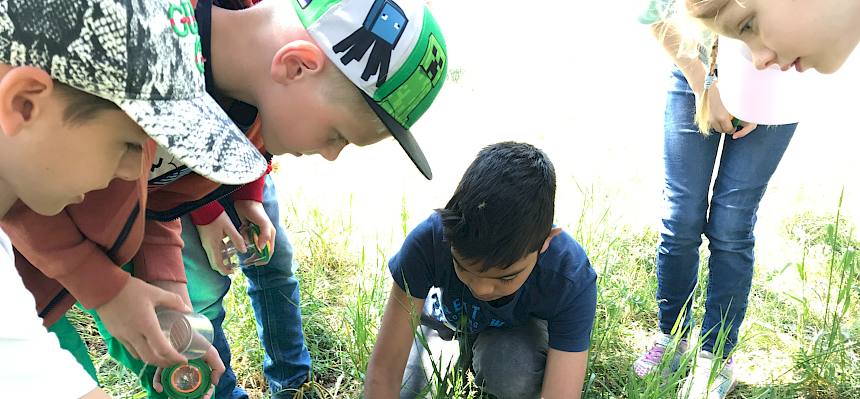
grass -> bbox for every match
[71,189,859,398]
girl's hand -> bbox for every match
[705,83,758,139]
[731,119,758,139]
[705,84,735,134]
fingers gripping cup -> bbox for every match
[156,310,214,359]
[157,310,215,398]
[220,223,272,271]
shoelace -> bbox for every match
[643,343,667,364]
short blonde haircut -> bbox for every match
[321,66,388,135]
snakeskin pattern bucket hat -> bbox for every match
[0,0,267,185]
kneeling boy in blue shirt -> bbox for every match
[365,141,598,399]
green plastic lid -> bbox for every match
[161,358,212,399]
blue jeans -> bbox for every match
[656,67,796,355]
[402,318,548,399]
[183,175,312,399]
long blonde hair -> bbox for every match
[685,0,734,135]
[696,37,719,136]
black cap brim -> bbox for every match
[361,92,432,180]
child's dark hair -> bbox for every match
[54,81,120,125]
[438,142,556,271]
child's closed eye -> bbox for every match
[499,275,518,284]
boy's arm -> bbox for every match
[194,211,247,275]
[228,165,270,204]
[133,218,188,284]
[189,201,227,226]
[189,170,275,272]
[0,202,131,310]
[365,283,425,399]
[540,349,588,399]
[230,170,276,262]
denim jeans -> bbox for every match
[183,175,311,398]
[656,67,796,355]
[401,317,548,399]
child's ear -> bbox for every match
[270,40,326,84]
[0,66,53,137]
[539,227,563,253]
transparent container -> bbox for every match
[156,309,214,360]
[220,223,272,271]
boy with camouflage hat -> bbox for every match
[0,0,273,395]
[2,0,448,397]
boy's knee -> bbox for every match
[399,363,430,399]
[472,321,547,399]
[475,360,543,399]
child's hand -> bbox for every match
[95,277,190,367]
[731,120,758,139]
[705,84,736,134]
[233,200,275,266]
[705,84,759,139]
[151,280,192,306]
[196,211,246,275]
[152,344,226,399]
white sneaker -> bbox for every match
[677,351,737,399]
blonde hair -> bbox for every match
[686,0,733,19]
[695,37,719,136]
[321,66,388,135]
[660,0,736,136]
[684,0,737,135]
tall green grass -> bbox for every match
[71,190,858,398]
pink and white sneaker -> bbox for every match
[633,333,690,378]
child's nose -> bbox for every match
[751,46,778,70]
[469,282,494,299]
[320,140,348,161]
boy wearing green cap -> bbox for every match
[2,0,448,397]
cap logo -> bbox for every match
[167,0,204,73]
[419,34,444,86]
[377,32,444,125]
[332,0,407,87]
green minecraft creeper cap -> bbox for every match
[292,0,448,179]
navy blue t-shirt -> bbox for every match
[389,213,598,353]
